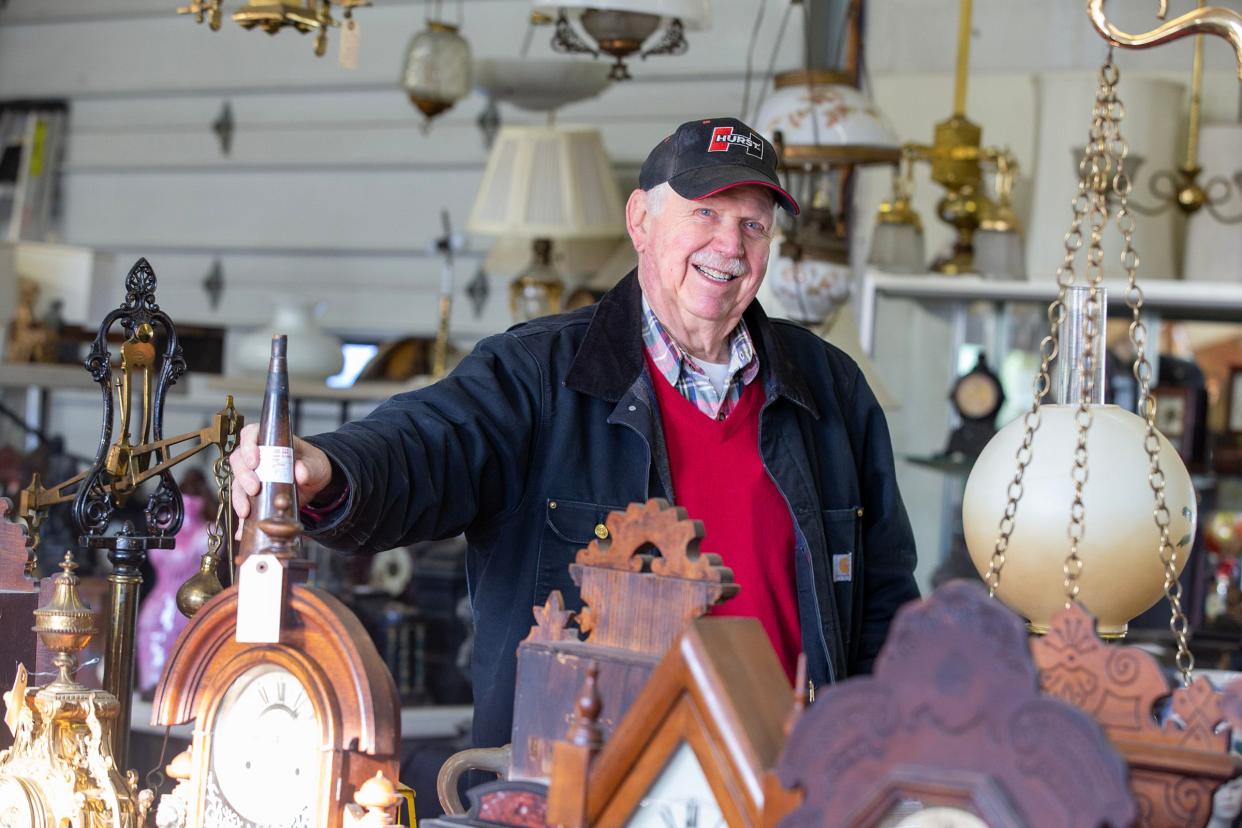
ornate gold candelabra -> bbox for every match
[0,553,153,827]
[177,0,371,56]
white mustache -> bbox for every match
[689,253,748,277]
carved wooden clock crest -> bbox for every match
[150,337,401,828]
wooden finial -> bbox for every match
[566,661,603,751]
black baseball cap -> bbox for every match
[639,117,799,215]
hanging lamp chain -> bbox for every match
[1108,74,1196,686]
[1063,59,1121,607]
[982,59,1118,597]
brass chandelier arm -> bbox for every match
[1087,0,1242,78]
[1202,172,1242,224]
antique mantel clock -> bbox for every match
[150,337,401,828]
[152,499,401,828]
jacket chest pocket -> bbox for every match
[822,507,863,657]
[537,498,626,603]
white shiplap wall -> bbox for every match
[2,0,1240,590]
[0,0,809,343]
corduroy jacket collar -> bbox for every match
[564,269,819,417]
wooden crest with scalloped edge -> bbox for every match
[1032,602,1242,826]
[507,498,739,783]
[574,499,732,584]
[570,499,736,653]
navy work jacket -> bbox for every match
[304,271,920,750]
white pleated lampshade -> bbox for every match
[467,125,625,240]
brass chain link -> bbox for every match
[206,405,240,572]
[1106,73,1196,686]
[1064,61,1115,607]
[983,60,1116,597]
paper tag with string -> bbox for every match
[339,14,359,70]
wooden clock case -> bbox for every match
[150,581,401,828]
[547,616,791,828]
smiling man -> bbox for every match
[230,117,919,752]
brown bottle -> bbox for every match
[238,335,296,560]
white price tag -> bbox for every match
[256,445,294,484]
[339,17,359,70]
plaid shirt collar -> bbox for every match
[640,294,760,420]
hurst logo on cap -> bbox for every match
[707,126,764,159]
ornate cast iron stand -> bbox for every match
[17,258,242,769]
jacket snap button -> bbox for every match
[549,501,557,509]
[628,405,636,412]
[594,523,609,540]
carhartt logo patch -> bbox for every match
[832,553,852,582]
[707,126,764,158]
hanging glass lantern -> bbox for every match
[401,20,473,121]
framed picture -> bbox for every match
[1230,369,1242,436]
[1152,385,1200,466]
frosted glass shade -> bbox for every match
[401,22,473,119]
[473,59,611,112]
[755,70,898,165]
[1183,124,1242,282]
[963,405,1196,636]
[973,228,1025,280]
[867,222,925,274]
[468,125,625,240]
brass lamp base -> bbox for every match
[1027,621,1127,640]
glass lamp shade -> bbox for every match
[769,255,852,325]
[509,240,565,321]
[973,228,1025,280]
[962,405,1195,636]
[402,21,472,120]
[467,125,625,240]
[867,220,925,274]
[473,59,611,112]
[755,70,899,166]
[533,0,712,29]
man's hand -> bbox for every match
[228,423,334,520]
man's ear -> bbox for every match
[625,189,650,253]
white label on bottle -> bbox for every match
[256,445,294,484]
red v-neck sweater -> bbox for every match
[648,361,800,681]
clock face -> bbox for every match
[623,742,726,828]
[953,373,1001,420]
[892,805,987,828]
[207,664,321,827]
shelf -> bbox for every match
[205,374,431,403]
[859,271,1242,353]
[0,361,108,392]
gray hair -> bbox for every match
[643,182,674,216]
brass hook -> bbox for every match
[1087,0,1242,79]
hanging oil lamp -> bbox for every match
[401,5,473,124]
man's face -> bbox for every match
[628,184,775,337]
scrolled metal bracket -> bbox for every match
[1087,0,1242,78]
